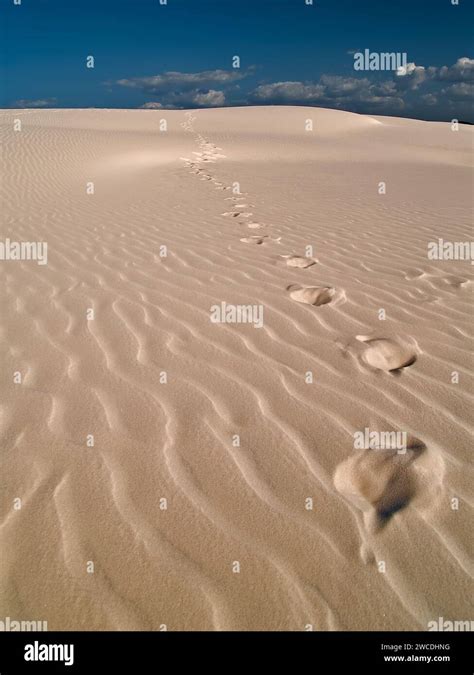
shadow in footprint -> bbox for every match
[240,236,266,245]
[357,336,417,372]
[286,284,335,306]
[334,435,426,533]
[282,255,317,269]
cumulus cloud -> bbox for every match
[140,102,163,109]
[138,89,225,109]
[396,57,474,87]
[250,56,473,117]
[116,69,245,94]
[421,93,438,106]
[320,75,371,97]
[252,81,325,103]
[14,97,57,108]
[442,82,474,100]
[252,76,403,110]
[395,62,428,89]
[192,89,225,106]
[114,69,243,108]
[115,58,472,118]
[437,57,474,82]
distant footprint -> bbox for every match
[405,269,470,290]
[437,275,470,289]
[404,268,426,281]
[240,236,267,245]
[356,336,417,372]
[287,284,335,306]
[247,222,265,229]
[282,255,317,269]
[221,212,253,218]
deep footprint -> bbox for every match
[240,236,267,245]
[287,285,335,306]
[357,336,417,372]
[283,255,317,268]
[334,435,426,532]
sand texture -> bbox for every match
[0,106,473,630]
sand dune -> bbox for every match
[0,106,472,630]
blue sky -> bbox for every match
[1,0,473,121]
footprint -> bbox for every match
[404,268,426,281]
[406,270,470,290]
[221,212,253,218]
[282,255,317,269]
[438,275,469,289]
[334,435,427,533]
[240,236,267,245]
[287,284,335,306]
[356,336,417,372]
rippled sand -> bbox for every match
[0,106,472,630]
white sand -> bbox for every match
[0,106,472,630]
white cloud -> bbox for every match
[116,69,245,94]
[249,55,472,116]
[253,81,325,102]
[14,97,57,108]
[395,56,474,90]
[438,57,474,82]
[113,58,472,118]
[138,89,226,109]
[442,82,474,100]
[113,68,246,108]
[395,62,428,89]
[140,102,163,109]
[192,89,225,106]
[421,93,438,106]
[252,76,403,110]
[320,74,371,96]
